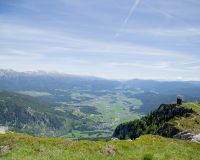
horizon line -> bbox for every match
[0,68,200,82]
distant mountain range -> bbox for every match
[0,69,200,95]
[0,69,120,91]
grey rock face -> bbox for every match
[0,145,9,153]
[0,126,8,134]
[174,131,200,143]
[111,137,119,141]
[156,123,180,138]
[173,130,195,140]
[191,134,200,143]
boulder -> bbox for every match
[191,134,200,143]
[0,145,9,153]
[111,137,119,141]
[0,126,8,134]
[156,123,180,138]
[173,130,195,140]
[173,131,200,143]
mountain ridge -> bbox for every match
[113,103,200,141]
[1,69,200,82]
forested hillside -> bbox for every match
[0,91,98,137]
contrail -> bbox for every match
[114,0,141,38]
[124,0,141,24]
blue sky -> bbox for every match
[0,0,200,80]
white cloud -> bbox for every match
[0,23,196,60]
[1,23,198,81]
[106,61,171,70]
[120,27,200,37]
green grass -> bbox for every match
[171,103,200,134]
[0,133,200,160]
[183,102,200,111]
[63,130,109,140]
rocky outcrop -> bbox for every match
[191,134,200,143]
[113,104,194,140]
[147,104,193,125]
[111,137,119,141]
[0,126,8,134]
[156,123,180,138]
[173,130,195,140]
[173,131,200,143]
[0,145,9,154]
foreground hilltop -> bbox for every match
[0,133,200,160]
[0,103,200,160]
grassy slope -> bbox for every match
[0,133,200,160]
[172,103,200,134]
[0,91,96,137]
